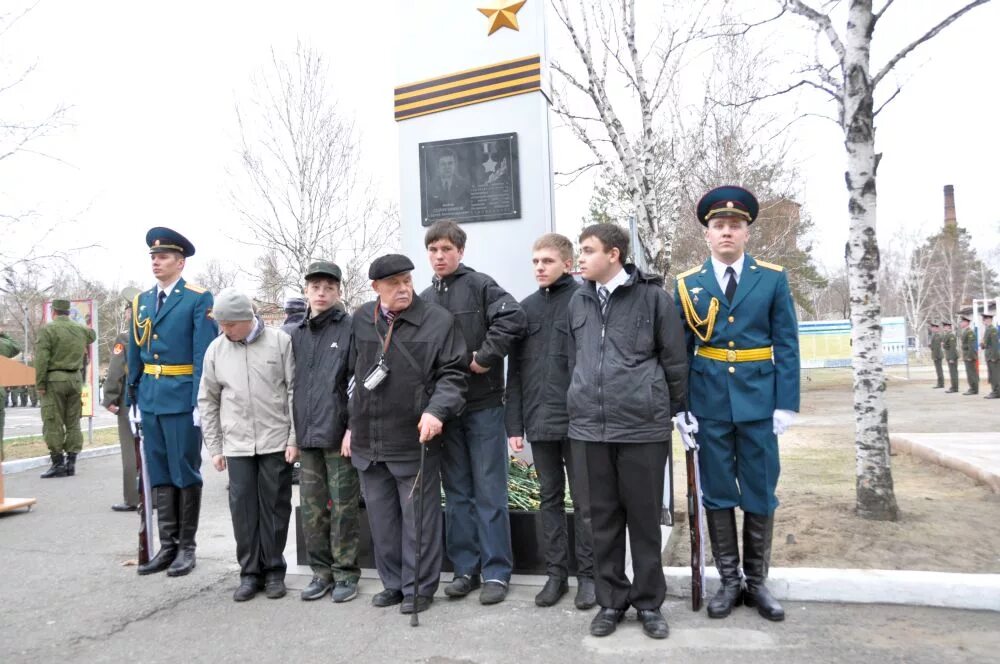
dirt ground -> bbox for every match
[666,364,1000,573]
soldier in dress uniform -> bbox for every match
[127,227,218,577]
[929,322,945,389]
[673,186,800,623]
[103,287,142,512]
[959,313,979,395]
[943,321,959,392]
[981,310,998,399]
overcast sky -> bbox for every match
[2,0,998,295]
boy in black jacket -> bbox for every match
[506,233,595,609]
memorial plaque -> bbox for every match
[419,132,520,225]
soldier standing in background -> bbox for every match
[102,287,142,511]
[929,322,944,389]
[960,314,979,395]
[943,321,959,393]
[35,299,97,478]
[1,330,23,449]
[981,310,998,399]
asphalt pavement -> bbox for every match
[1,454,998,664]
[2,403,117,439]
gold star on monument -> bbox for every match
[478,0,527,36]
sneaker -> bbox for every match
[535,576,568,607]
[372,588,404,607]
[300,576,333,601]
[479,580,508,605]
[331,580,358,603]
[444,574,481,598]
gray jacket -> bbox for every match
[566,266,688,443]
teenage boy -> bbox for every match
[421,220,527,605]
[506,233,595,609]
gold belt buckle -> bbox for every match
[153,364,162,378]
[726,349,737,362]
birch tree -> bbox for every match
[776,0,992,520]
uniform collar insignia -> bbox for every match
[690,287,703,294]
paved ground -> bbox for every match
[891,432,1000,492]
[2,454,998,664]
[1,405,117,438]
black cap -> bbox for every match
[369,254,415,280]
[146,227,196,256]
[696,185,760,226]
[304,260,342,281]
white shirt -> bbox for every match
[598,265,629,295]
[156,279,181,305]
[711,254,745,293]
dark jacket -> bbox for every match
[567,265,688,443]
[101,331,130,409]
[420,264,526,411]
[348,294,468,463]
[505,273,579,441]
[281,311,307,337]
[289,305,353,450]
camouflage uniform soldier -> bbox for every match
[943,322,959,393]
[929,323,944,388]
[960,314,979,395]
[15,385,28,407]
[35,299,97,478]
[1,331,23,449]
[981,310,999,399]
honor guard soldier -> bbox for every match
[942,321,959,392]
[929,322,945,388]
[981,309,998,399]
[674,186,800,622]
[127,227,218,577]
[959,312,979,395]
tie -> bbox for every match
[383,309,396,325]
[724,267,737,303]
[598,286,610,317]
[156,289,166,314]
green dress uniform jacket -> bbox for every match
[930,332,943,360]
[943,331,958,361]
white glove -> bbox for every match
[672,412,699,451]
[128,407,142,425]
[192,407,201,428]
[772,409,796,436]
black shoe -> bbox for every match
[535,576,568,607]
[264,578,287,599]
[65,452,77,476]
[479,580,508,605]
[742,512,785,622]
[300,576,333,601]
[637,609,670,639]
[589,607,626,637]
[372,588,404,607]
[40,453,67,479]
[985,392,999,399]
[706,508,743,619]
[111,503,138,512]
[400,595,433,614]
[234,578,261,602]
[167,486,201,577]
[444,574,480,598]
[932,384,943,389]
[963,389,979,395]
[945,388,958,393]
[574,577,597,610]
[138,487,179,575]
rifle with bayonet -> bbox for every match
[684,426,705,611]
[131,398,154,565]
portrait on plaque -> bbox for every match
[419,132,520,225]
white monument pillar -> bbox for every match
[395,0,554,300]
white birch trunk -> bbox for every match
[843,1,898,520]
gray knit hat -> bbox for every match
[214,288,255,321]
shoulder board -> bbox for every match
[755,260,784,272]
[184,283,207,293]
[676,265,701,280]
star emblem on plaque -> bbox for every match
[478,0,527,35]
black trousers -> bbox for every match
[532,438,594,580]
[357,453,442,598]
[227,452,293,580]
[579,440,668,611]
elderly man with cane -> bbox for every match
[347,254,467,618]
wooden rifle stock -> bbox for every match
[685,447,705,611]
[132,406,153,565]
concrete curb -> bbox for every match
[2,445,120,475]
[890,433,1000,493]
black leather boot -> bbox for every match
[65,452,77,476]
[742,512,785,621]
[139,486,179,575]
[705,508,743,618]
[168,485,202,577]
[40,453,67,479]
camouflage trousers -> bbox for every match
[299,447,361,583]
[41,379,83,455]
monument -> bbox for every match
[395,0,555,299]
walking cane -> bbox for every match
[411,439,426,627]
